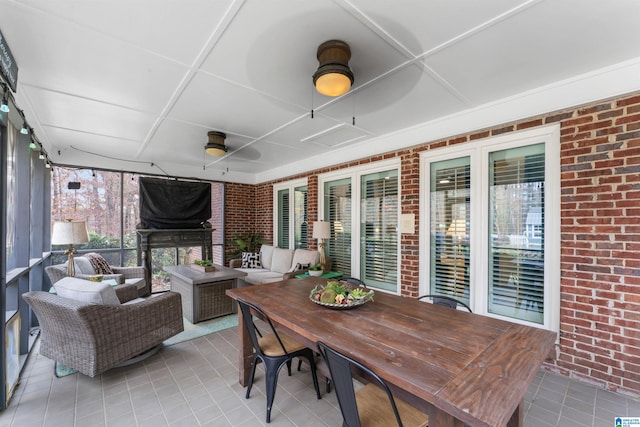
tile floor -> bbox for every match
[0,325,638,427]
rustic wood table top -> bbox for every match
[227,277,556,427]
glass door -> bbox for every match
[360,170,398,292]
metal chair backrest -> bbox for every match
[317,341,404,427]
[339,277,366,287]
[417,294,472,312]
[237,299,289,357]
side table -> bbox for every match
[295,271,343,279]
[163,264,247,323]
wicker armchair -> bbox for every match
[22,285,183,377]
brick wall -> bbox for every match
[225,91,640,396]
[223,182,256,262]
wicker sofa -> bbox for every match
[23,278,183,377]
[46,253,148,296]
[229,244,320,285]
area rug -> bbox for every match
[163,314,238,346]
[55,314,238,377]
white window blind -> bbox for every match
[488,143,545,324]
[277,188,289,249]
[324,178,352,276]
[429,158,471,301]
[294,185,308,249]
[360,170,398,291]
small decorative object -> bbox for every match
[191,259,216,272]
[308,263,323,276]
[312,221,331,273]
[309,280,374,310]
[89,275,103,282]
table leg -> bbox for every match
[236,307,253,387]
[506,399,524,427]
[427,407,464,427]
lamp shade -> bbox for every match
[312,221,331,240]
[446,219,466,238]
[51,220,89,245]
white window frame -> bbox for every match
[318,158,402,294]
[419,125,560,332]
[273,178,308,249]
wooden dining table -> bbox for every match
[226,277,556,427]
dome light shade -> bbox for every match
[312,40,354,97]
[205,131,228,157]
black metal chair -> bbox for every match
[313,276,366,394]
[339,277,366,287]
[417,294,472,312]
[237,299,321,423]
[317,341,429,427]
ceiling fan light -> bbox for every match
[313,40,354,97]
[315,71,352,97]
[205,131,228,157]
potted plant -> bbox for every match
[308,263,323,276]
[192,259,215,272]
[229,232,265,260]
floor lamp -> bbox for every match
[51,220,89,276]
[312,221,331,273]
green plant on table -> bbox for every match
[230,232,265,259]
[309,263,322,271]
[194,259,213,267]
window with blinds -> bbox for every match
[429,158,471,302]
[360,170,398,291]
[276,184,308,250]
[277,188,289,248]
[324,178,352,277]
[294,185,308,249]
[488,144,544,324]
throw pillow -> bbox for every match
[71,256,94,275]
[241,252,262,268]
[295,263,310,271]
[260,244,275,270]
[84,252,115,275]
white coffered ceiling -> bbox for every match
[1,0,639,184]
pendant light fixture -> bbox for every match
[205,131,228,157]
[312,40,354,97]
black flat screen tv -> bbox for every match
[139,177,211,229]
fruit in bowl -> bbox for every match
[309,281,374,309]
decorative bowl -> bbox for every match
[308,270,323,276]
[309,281,374,310]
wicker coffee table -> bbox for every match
[163,265,247,323]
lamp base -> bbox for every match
[66,245,76,277]
[319,242,328,274]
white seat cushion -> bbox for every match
[124,277,145,290]
[253,272,289,284]
[54,277,121,306]
[236,268,270,275]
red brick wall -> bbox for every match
[224,182,256,262]
[225,91,640,396]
